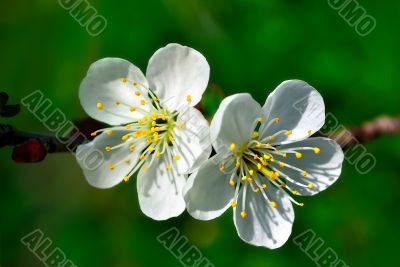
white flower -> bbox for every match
[76,43,212,220]
[183,80,344,248]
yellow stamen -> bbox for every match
[262,184,267,189]
[235,161,240,167]
[186,95,192,102]
[219,164,225,172]
[115,101,120,106]
[257,117,264,122]
[129,107,136,112]
[254,188,260,193]
[230,201,237,207]
[285,130,293,136]
[229,180,235,186]
[129,145,135,151]
[109,164,115,171]
[249,169,254,176]
[134,91,141,96]
[121,135,129,141]
[295,152,302,159]
[96,102,103,109]
[313,147,321,154]
[230,143,236,151]
[271,201,277,208]
[106,130,113,136]
[120,78,127,83]
[143,165,149,171]
[252,131,259,138]
[140,99,146,106]
[166,165,171,171]
[241,176,247,181]
[274,117,280,123]
[124,159,130,164]
[308,130,312,135]
[173,155,180,161]
[139,154,145,160]
[155,151,160,157]
[90,132,97,137]
[308,183,314,189]
[123,176,129,182]
[302,170,307,177]
[279,162,285,168]
[269,135,275,141]
[105,146,111,152]
[240,211,247,219]
[133,81,138,86]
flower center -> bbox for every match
[91,77,192,182]
[219,117,321,219]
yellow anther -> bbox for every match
[263,154,270,160]
[148,147,155,152]
[143,117,148,122]
[124,159,130,164]
[265,143,271,148]
[262,184,267,189]
[186,95,192,102]
[269,135,275,141]
[168,135,174,142]
[308,183,314,189]
[280,182,286,188]
[285,130,293,136]
[241,176,247,181]
[143,165,149,171]
[229,180,235,186]
[140,99,146,106]
[230,201,237,207]
[270,157,275,162]
[256,142,262,148]
[151,121,156,127]
[106,130,113,135]
[279,162,285,168]
[105,146,111,152]
[295,152,303,159]
[313,147,321,154]
[120,78,127,83]
[161,114,166,120]
[257,163,262,170]
[138,119,143,125]
[274,171,280,178]
[125,124,131,129]
[271,201,277,208]
[274,117,280,123]
[178,122,184,129]
[252,131,259,138]
[123,176,129,182]
[152,96,158,102]
[133,81,138,86]
[96,102,103,109]
[115,101,121,106]
[173,155,180,161]
[109,164,115,171]
[90,132,97,137]
[139,154,145,160]
[129,145,135,151]
[121,135,129,141]
[129,107,136,112]
[247,177,253,182]
[308,130,312,135]
[257,117,264,122]
[134,91,141,96]
[230,143,236,151]
[240,211,247,219]
[249,169,254,176]
[166,165,171,171]
[254,188,260,193]
[292,191,298,195]
[219,164,225,172]
[153,135,159,142]
[235,161,240,167]
[283,153,287,158]
[302,170,307,177]
[299,203,305,207]
[155,151,161,157]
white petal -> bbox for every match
[183,156,235,220]
[79,58,150,125]
[172,107,212,174]
[146,43,210,111]
[137,156,186,220]
[234,185,294,249]
[274,137,344,196]
[75,130,143,189]
[260,80,325,144]
[211,93,261,154]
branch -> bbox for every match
[324,116,400,149]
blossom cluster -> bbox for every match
[76,43,344,248]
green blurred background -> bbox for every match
[1,0,400,266]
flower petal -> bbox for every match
[146,43,210,111]
[260,80,325,144]
[79,58,150,125]
[137,156,186,220]
[273,137,344,196]
[234,185,294,249]
[211,93,261,154]
[75,130,144,189]
[172,107,212,174]
[183,156,235,220]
